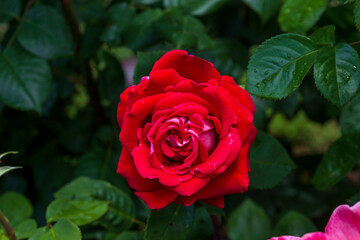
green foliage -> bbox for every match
[249,130,295,189]
[54,177,135,232]
[0,45,51,112]
[133,51,166,84]
[246,34,318,99]
[314,43,360,106]
[0,0,20,22]
[312,134,360,190]
[308,25,336,45]
[17,5,73,59]
[272,211,317,237]
[46,198,109,226]
[145,204,194,240]
[242,0,282,23]
[278,0,328,33]
[227,198,271,240]
[340,93,360,134]
[163,0,227,16]
[0,192,32,226]
[29,218,81,240]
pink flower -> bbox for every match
[270,201,360,240]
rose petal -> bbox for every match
[221,75,256,114]
[135,189,178,209]
[174,195,197,207]
[172,176,211,196]
[269,232,328,240]
[117,148,161,192]
[325,202,360,240]
[201,196,225,208]
[132,144,193,187]
[117,86,133,128]
[120,93,169,150]
[194,128,241,176]
[194,160,249,200]
[150,50,221,83]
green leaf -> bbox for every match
[133,51,166,84]
[0,45,51,112]
[97,52,125,102]
[308,25,336,45]
[145,204,194,240]
[163,0,227,16]
[115,231,144,240]
[18,5,73,59]
[278,0,328,33]
[0,192,32,226]
[347,192,360,206]
[123,9,163,50]
[272,211,317,237]
[314,43,360,106]
[155,9,214,50]
[355,0,360,31]
[0,151,18,160]
[340,93,360,134]
[187,207,212,240]
[100,3,135,44]
[15,219,37,240]
[0,0,20,22]
[246,34,318,99]
[249,130,295,189]
[0,166,22,177]
[29,218,81,240]
[312,134,360,190]
[0,229,9,240]
[227,198,271,240]
[242,0,282,23]
[46,198,109,226]
[54,177,135,232]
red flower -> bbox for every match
[117,50,256,209]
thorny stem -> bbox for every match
[211,214,221,240]
[0,211,16,240]
[60,0,107,124]
[6,0,37,49]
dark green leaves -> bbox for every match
[54,177,135,231]
[0,0,20,22]
[340,94,360,134]
[134,51,166,84]
[46,199,109,226]
[145,204,194,240]
[155,9,214,50]
[249,131,295,189]
[29,218,81,240]
[309,25,336,45]
[0,45,51,112]
[18,5,73,59]
[314,43,360,106]
[272,211,317,237]
[227,199,271,240]
[163,0,227,16]
[312,134,360,190]
[243,0,282,23]
[278,0,328,33]
[354,0,360,31]
[0,192,33,226]
[246,34,317,99]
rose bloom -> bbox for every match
[117,50,256,209]
[270,201,360,240]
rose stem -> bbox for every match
[60,0,108,125]
[0,211,16,240]
[211,214,221,240]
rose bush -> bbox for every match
[117,50,256,209]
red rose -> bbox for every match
[117,50,256,209]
